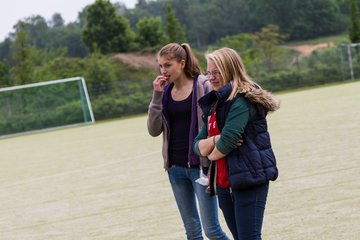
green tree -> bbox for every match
[0,59,11,87]
[244,0,346,40]
[50,13,65,28]
[135,0,148,9]
[11,21,34,84]
[77,5,89,28]
[164,0,186,43]
[252,24,287,71]
[289,0,346,39]
[136,17,168,50]
[0,38,12,62]
[216,34,257,66]
[124,7,152,30]
[82,0,135,54]
[30,47,67,69]
[83,51,117,96]
[349,0,360,43]
[51,23,88,58]
[35,56,86,82]
[244,0,296,33]
[16,15,49,49]
[3,12,88,59]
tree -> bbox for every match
[135,0,148,9]
[0,38,12,62]
[0,59,11,87]
[82,0,135,54]
[50,13,65,28]
[216,34,257,65]
[252,24,287,71]
[77,5,89,28]
[243,0,346,40]
[349,0,360,43]
[164,0,186,43]
[52,23,88,58]
[136,17,168,50]
[15,15,49,49]
[11,21,34,85]
[84,51,117,96]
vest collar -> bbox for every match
[215,82,233,102]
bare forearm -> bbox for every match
[207,135,226,161]
[208,148,226,161]
[198,136,216,156]
[198,135,227,161]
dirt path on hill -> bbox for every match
[113,42,336,69]
[112,52,158,71]
[284,42,335,57]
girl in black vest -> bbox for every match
[194,48,280,240]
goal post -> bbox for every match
[0,77,95,138]
[339,43,360,81]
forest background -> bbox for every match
[0,0,360,123]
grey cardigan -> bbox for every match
[147,75,212,170]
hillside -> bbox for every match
[112,42,336,69]
[112,52,158,71]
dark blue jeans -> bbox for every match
[217,183,269,240]
[168,165,229,240]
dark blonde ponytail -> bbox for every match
[180,43,202,78]
[158,43,202,79]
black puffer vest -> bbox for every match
[199,83,278,190]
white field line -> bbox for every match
[0,150,161,189]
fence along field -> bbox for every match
[0,81,359,239]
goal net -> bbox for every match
[0,77,95,138]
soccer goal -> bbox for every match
[0,77,95,138]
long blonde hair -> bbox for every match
[158,43,202,79]
[206,47,280,112]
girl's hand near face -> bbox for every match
[153,75,168,92]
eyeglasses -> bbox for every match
[205,71,221,78]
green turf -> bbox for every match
[0,81,359,239]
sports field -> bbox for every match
[1,81,359,239]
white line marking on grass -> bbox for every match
[0,150,161,189]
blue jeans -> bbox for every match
[217,183,269,240]
[168,165,229,240]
